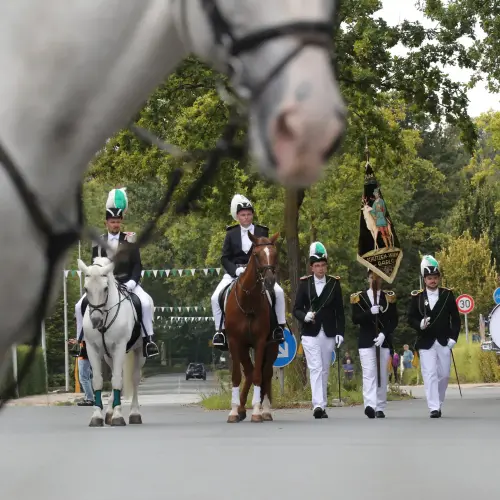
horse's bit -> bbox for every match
[0,0,337,406]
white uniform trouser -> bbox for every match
[210,273,286,331]
[75,284,154,339]
[359,346,390,411]
[302,330,335,410]
[419,340,451,412]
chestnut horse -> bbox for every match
[225,232,281,423]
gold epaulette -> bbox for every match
[441,286,453,291]
[385,290,397,303]
[300,275,312,281]
[350,291,362,304]
[411,289,423,296]
[328,275,341,280]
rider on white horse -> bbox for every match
[211,194,286,350]
[74,188,159,358]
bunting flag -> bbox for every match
[153,306,209,313]
[154,316,214,323]
[357,154,403,283]
[67,268,222,278]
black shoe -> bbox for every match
[313,407,328,419]
[212,331,229,351]
[77,400,95,406]
[375,411,385,418]
[143,337,159,358]
[272,325,285,344]
[438,409,442,417]
[430,410,441,418]
[364,406,376,419]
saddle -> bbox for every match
[80,291,143,353]
[217,279,278,335]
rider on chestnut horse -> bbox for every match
[210,194,286,351]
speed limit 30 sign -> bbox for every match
[456,294,475,314]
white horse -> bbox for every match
[0,1,346,382]
[78,257,147,427]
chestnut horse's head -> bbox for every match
[247,232,280,291]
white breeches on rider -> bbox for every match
[210,273,286,332]
[74,283,154,339]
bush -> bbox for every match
[0,345,47,398]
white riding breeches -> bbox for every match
[74,283,154,339]
[210,273,286,332]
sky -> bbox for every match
[377,0,500,118]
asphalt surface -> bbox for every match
[1,384,499,500]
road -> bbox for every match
[1,384,499,500]
[131,371,220,405]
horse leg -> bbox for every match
[262,344,279,421]
[86,344,104,427]
[227,343,242,423]
[251,340,266,423]
[129,347,145,424]
[104,356,114,426]
[238,348,254,422]
[110,347,127,426]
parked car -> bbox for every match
[186,363,206,381]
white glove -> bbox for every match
[420,317,430,330]
[304,312,315,323]
[447,338,456,349]
[373,333,385,347]
[124,280,136,292]
[235,267,245,277]
[370,305,381,315]
[335,335,344,348]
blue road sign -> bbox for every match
[331,349,336,366]
[273,328,297,368]
[493,288,500,305]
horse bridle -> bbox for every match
[0,0,338,407]
[237,241,278,297]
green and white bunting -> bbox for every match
[64,268,222,278]
[153,306,208,313]
[155,316,214,323]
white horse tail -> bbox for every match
[122,350,135,401]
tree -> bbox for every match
[436,231,497,329]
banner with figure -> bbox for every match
[357,159,403,283]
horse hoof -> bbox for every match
[129,414,143,425]
[262,412,273,421]
[105,413,113,426]
[111,417,126,427]
[227,415,240,423]
[251,414,263,423]
[238,411,247,422]
[89,417,104,427]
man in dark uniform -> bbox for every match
[74,199,159,358]
[211,194,286,350]
[293,242,345,419]
[351,269,398,419]
[407,255,461,418]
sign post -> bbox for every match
[273,328,298,395]
[456,294,475,343]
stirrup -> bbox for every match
[145,340,159,359]
[212,332,226,346]
[272,325,285,343]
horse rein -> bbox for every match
[0,0,338,407]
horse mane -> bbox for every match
[92,256,112,267]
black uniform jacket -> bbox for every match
[293,275,345,338]
[407,287,461,350]
[350,289,398,349]
[221,223,269,277]
[92,232,142,285]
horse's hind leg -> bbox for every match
[129,348,145,425]
[227,343,242,423]
[238,349,254,422]
[251,340,267,423]
[262,344,279,421]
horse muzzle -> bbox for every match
[90,314,104,330]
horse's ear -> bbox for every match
[101,263,115,276]
[77,259,88,274]
[270,232,280,243]
[248,231,258,243]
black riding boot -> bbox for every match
[272,325,285,344]
[143,336,159,358]
[212,331,228,351]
